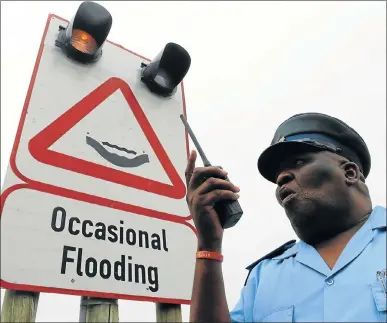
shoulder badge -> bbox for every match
[244,240,296,286]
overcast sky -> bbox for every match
[1,1,386,322]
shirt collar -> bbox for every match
[272,205,386,261]
[272,241,300,260]
[369,205,386,230]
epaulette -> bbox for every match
[244,239,296,286]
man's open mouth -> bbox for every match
[279,187,296,205]
[86,135,150,168]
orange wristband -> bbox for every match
[196,251,223,262]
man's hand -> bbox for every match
[186,149,236,323]
[185,150,240,251]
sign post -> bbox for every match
[79,297,118,323]
[156,303,182,322]
[1,290,39,323]
[1,5,195,322]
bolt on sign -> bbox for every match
[1,2,196,304]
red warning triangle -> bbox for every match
[28,77,186,199]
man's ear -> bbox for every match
[342,161,360,186]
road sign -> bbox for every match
[0,14,196,303]
[7,14,191,218]
[28,77,186,199]
[1,185,196,303]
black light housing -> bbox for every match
[141,43,191,97]
[56,1,112,63]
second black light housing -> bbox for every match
[55,1,113,63]
[141,43,191,97]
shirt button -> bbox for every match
[326,278,334,286]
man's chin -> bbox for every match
[287,210,341,245]
[284,198,317,217]
[285,203,320,232]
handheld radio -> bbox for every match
[180,114,243,229]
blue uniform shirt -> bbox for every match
[230,206,386,322]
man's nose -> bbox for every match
[276,171,294,187]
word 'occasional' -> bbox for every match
[51,206,169,251]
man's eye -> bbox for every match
[295,159,305,166]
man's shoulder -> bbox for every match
[244,239,297,286]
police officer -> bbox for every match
[186,112,386,322]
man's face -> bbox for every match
[274,150,353,244]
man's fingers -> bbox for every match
[197,177,240,195]
[200,189,240,207]
[185,150,197,186]
[189,166,228,190]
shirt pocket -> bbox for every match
[259,305,294,322]
[371,282,387,322]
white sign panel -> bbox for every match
[8,14,191,218]
[0,14,197,304]
[1,187,196,302]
